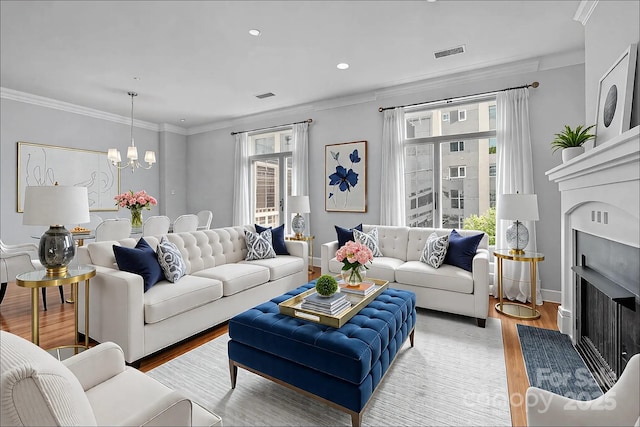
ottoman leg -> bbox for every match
[410,328,415,347]
[229,359,238,389]
[351,411,362,427]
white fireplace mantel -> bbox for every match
[546,126,640,340]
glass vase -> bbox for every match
[342,265,367,287]
[130,207,143,229]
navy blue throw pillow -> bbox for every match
[113,238,164,292]
[255,224,289,255]
[335,224,363,248]
[443,229,484,272]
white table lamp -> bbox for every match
[23,184,90,275]
[288,195,310,239]
[499,193,539,254]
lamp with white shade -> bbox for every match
[288,195,310,239]
[23,185,90,276]
[498,193,539,255]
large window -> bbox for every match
[404,97,497,229]
[249,129,293,228]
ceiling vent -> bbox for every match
[255,92,275,99]
[434,45,465,59]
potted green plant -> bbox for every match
[551,124,595,163]
[315,274,339,297]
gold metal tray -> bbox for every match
[278,278,389,328]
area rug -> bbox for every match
[147,310,511,426]
[517,324,603,400]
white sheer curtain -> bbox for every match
[291,122,310,233]
[232,132,252,226]
[381,108,406,226]
[495,88,542,304]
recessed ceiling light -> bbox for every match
[249,29,261,36]
[179,119,185,122]
[337,63,349,70]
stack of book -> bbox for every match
[339,281,376,296]
[301,292,351,315]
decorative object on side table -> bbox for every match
[114,190,157,228]
[498,193,539,255]
[288,195,310,238]
[315,274,338,297]
[594,43,637,147]
[550,124,595,163]
[22,184,90,276]
[335,240,373,286]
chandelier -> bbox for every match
[108,91,156,172]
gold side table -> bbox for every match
[494,249,544,320]
[286,235,315,273]
[16,266,96,350]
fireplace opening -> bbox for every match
[574,231,640,391]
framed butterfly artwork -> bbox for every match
[325,140,367,212]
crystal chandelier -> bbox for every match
[108,91,156,172]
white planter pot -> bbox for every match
[562,146,585,163]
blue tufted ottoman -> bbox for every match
[228,281,417,426]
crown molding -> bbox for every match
[574,0,598,26]
[159,123,188,135]
[374,59,540,100]
[0,87,159,131]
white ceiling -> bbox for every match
[0,1,585,129]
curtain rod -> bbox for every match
[230,118,313,136]
[378,81,540,112]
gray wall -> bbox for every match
[187,64,586,298]
[0,98,164,243]
[159,130,188,220]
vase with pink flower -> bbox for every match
[114,190,157,229]
[335,240,373,287]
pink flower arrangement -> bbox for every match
[336,240,373,272]
[114,190,157,211]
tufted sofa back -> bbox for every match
[361,224,488,262]
[79,226,249,275]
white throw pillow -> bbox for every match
[156,236,187,283]
[244,229,276,261]
[420,232,449,268]
[353,228,383,257]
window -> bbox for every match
[449,141,464,152]
[451,189,464,209]
[249,129,293,228]
[449,166,466,179]
[403,97,497,229]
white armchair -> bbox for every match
[0,330,222,426]
[0,240,63,310]
[526,353,640,427]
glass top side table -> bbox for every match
[16,265,96,349]
[493,249,545,320]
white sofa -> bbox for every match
[77,226,308,365]
[321,225,489,326]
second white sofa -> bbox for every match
[78,226,308,365]
[321,224,489,326]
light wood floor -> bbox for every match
[0,268,559,427]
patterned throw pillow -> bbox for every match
[353,228,383,257]
[244,229,276,261]
[420,232,449,268]
[156,236,187,283]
